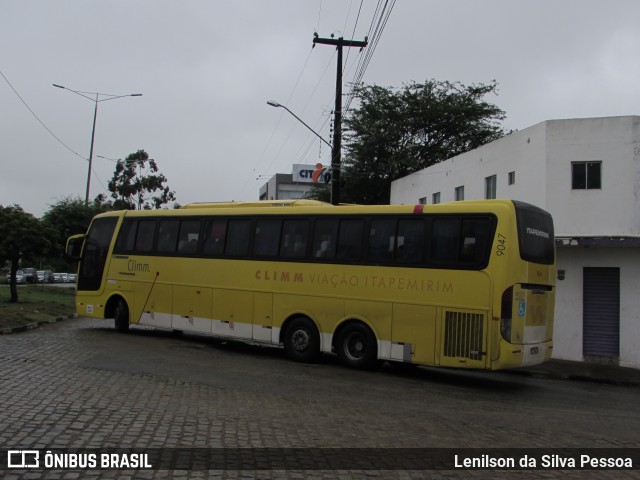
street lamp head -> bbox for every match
[266,100,282,108]
[53,84,65,89]
[131,94,143,97]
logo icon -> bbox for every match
[312,163,327,183]
[8,450,40,468]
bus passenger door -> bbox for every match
[172,286,212,333]
[253,292,273,342]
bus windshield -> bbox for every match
[77,217,118,291]
[514,201,555,265]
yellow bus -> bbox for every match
[66,199,555,370]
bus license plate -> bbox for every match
[531,347,539,355]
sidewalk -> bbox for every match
[516,359,640,386]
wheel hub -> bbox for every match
[292,329,310,351]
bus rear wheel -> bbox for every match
[283,317,320,363]
[336,323,378,370]
[114,299,130,333]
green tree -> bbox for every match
[0,205,53,302]
[42,196,111,270]
[305,183,331,203]
[107,150,177,210]
[341,79,507,204]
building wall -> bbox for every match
[555,247,640,368]
[259,173,314,200]
[390,121,548,207]
[391,116,640,237]
[545,117,640,236]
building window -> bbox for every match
[508,171,516,185]
[455,186,464,201]
[432,192,441,204]
[572,161,602,189]
[485,175,497,199]
[418,197,427,205]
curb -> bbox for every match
[0,313,77,335]
[509,365,640,387]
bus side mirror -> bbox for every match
[66,234,86,261]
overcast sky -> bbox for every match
[2,0,639,217]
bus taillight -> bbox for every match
[501,286,513,342]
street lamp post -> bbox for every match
[53,84,142,206]
[267,100,335,203]
[267,101,331,149]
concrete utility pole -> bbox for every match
[313,34,367,205]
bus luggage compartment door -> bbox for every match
[253,292,273,342]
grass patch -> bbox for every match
[0,285,76,330]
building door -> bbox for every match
[583,267,620,359]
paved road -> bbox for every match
[1,317,639,479]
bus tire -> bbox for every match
[114,299,130,333]
[336,323,378,370]
[283,316,320,363]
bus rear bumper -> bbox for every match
[494,339,553,370]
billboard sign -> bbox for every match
[292,163,329,184]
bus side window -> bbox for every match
[114,219,137,252]
[337,219,363,261]
[312,219,338,259]
[225,219,251,257]
[203,219,227,255]
[368,218,396,262]
[254,219,281,257]
[397,219,426,263]
[429,218,460,264]
[157,220,179,253]
[177,220,201,254]
[281,220,309,258]
[460,218,492,263]
[134,220,156,253]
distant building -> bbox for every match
[259,164,329,200]
[391,116,640,369]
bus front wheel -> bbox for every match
[336,323,378,370]
[114,299,130,333]
[283,317,320,363]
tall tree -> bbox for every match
[0,205,53,302]
[107,150,177,210]
[42,196,111,270]
[341,79,507,204]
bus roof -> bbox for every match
[91,199,521,219]
[181,199,330,209]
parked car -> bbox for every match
[22,267,37,283]
[5,270,25,284]
[36,270,55,283]
[53,273,63,283]
[67,273,77,283]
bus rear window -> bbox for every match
[514,201,555,265]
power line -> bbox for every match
[253,1,394,200]
[0,69,86,161]
[239,47,316,198]
[260,49,337,182]
[345,0,396,112]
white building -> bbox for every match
[391,116,640,369]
